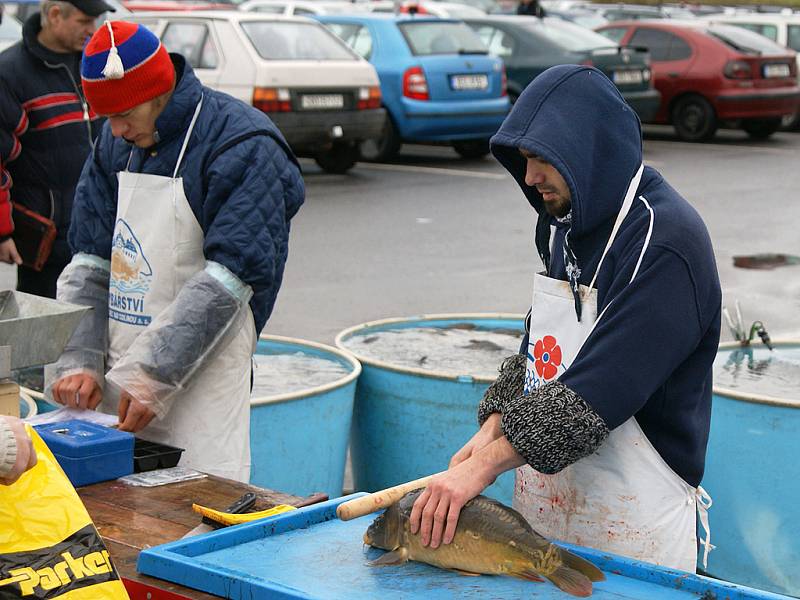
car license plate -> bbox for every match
[763,63,790,78]
[300,94,344,110]
[451,74,488,90]
[612,70,643,85]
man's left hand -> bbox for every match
[408,458,495,549]
[117,391,156,432]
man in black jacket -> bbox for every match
[0,0,112,297]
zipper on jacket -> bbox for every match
[45,59,95,149]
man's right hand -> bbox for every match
[0,416,37,485]
[449,413,504,468]
[51,373,103,410]
[0,238,22,265]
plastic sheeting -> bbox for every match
[104,262,253,418]
[44,253,110,399]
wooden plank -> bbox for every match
[78,474,327,599]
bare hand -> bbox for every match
[449,413,503,468]
[0,238,22,265]
[117,391,156,432]
[408,458,495,549]
[0,417,37,485]
[52,373,103,409]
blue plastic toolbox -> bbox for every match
[35,419,134,487]
[137,493,793,600]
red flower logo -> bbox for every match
[533,335,562,381]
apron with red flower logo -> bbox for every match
[514,164,713,573]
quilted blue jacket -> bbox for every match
[69,55,304,334]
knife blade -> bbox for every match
[181,492,257,538]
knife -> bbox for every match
[182,492,257,538]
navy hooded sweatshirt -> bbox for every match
[489,66,721,488]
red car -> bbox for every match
[596,20,800,141]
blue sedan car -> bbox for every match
[316,14,510,160]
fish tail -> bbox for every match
[543,565,593,598]
[560,550,606,583]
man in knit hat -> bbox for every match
[45,21,305,482]
[0,0,113,297]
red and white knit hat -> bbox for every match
[81,21,174,116]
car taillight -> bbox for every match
[501,64,508,96]
[253,87,292,112]
[357,86,382,109]
[724,60,753,79]
[403,66,429,101]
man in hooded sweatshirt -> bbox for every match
[409,65,721,573]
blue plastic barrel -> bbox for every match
[21,386,58,414]
[250,335,361,499]
[336,314,525,505]
[18,389,37,419]
[702,340,800,596]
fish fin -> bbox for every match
[560,550,606,583]
[512,569,544,582]
[449,569,482,577]
[544,566,593,598]
[368,548,408,567]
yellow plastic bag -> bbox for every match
[0,425,129,599]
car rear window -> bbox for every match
[526,18,616,52]
[707,24,789,55]
[398,21,487,55]
[241,20,357,60]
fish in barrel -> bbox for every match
[363,489,604,597]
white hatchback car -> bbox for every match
[127,11,386,172]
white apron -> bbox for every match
[515,164,713,572]
[104,97,254,482]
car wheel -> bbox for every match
[742,117,782,140]
[359,117,401,162]
[671,95,717,142]
[452,139,491,159]
[314,141,359,174]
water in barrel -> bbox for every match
[342,324,523,379]
[251,352,351,398]
[713,345,800,399]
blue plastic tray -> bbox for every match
[138,494,791,600]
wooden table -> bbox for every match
[78,476,327,599]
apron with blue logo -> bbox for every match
[105,97,254,482]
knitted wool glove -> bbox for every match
[477,353,527,426]
[0,418,18,480]
[501,380,609,474]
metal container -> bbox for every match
[702,340,800,596]
[336,314,525,504]
[250,335,361,499]
[0,291,89,371]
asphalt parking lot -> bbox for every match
[3,125,799,343]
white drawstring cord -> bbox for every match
[102,21,125,79]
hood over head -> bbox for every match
[490,65,642,239]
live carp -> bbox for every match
[364,489,604,597]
